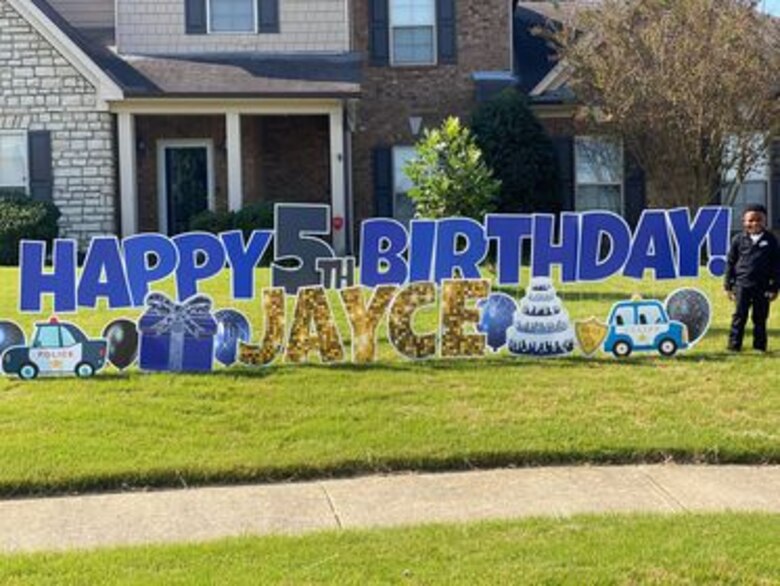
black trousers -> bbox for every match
[729,286,771,350]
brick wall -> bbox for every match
[538,114,580,138]
[242,115,330,205]
[0,0,115,245]
[350,0,513,226]
[116,0,348,55]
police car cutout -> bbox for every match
[603,299,689,358]
[2,318,107,380]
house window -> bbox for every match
[0,131,27,195]
[393,146,417,224]
[390,0,436,65]
[723,137,769,229]
[575,136,623,214]
[209,0,255,33]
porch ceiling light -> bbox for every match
[409,116,423,137]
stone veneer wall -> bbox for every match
[349,0,513,228]
[0,0,115,245]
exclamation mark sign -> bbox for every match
[707,208,731,276]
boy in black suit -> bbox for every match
[725,204,780,351]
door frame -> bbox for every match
[156,139,216,234]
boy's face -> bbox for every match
[743,211,766,235]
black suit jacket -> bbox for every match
[724,231,780,293]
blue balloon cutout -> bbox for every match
[477,293,518,352]
[214,309,252,366]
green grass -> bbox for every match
[0,268,778,495]
[1,514,778,584]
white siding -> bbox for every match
[47,0,114,29]
[116,0,348,54]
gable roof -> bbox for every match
[14,0,361,100]
[7,0,134,102]
[514,3,563,93]
[514,2,578,103]
[123,53,362,98]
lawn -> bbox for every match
[1,514,778,584]
[0,267,777,495]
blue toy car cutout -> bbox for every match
[2,318,107,380]
[604,299,689,358]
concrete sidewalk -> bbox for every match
[1,465,778,553]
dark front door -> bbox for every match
[164,146,209,235]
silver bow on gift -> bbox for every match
[145,293,214,371]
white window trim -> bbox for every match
[0,130,29,194]
[574,135,625,216]
[206,0,258,34]
[156,139,216,234]
[389,0,438,67]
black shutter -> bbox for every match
[623,151,646,227]
[185,0,207,34]
[770,139,780,229]
[373,146,393,217]
[369,0,389,67]
[28,131,53,202]
[436,0,456,64]
[258,0,279,33]
[552,136,574,212]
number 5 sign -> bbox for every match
[272,204,340,295]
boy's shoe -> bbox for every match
[727,345,742,352]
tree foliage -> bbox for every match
[552,0,780,207]
[472,89,559,213]
[405,117,501,219]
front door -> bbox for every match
[158,141,213,234]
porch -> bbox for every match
[113,100,351,253]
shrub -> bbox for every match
[472,89,558,213]
[189,209,233,234]
[0,197,61,265]
[405,116,501,220]
[189,202,275,237]
[233,202,274,236]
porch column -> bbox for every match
[226,111,243,212]
[117,112,138,236]
[329,107,347,255]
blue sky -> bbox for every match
[761,0,780,15]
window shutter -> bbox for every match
[436,0,457,64]
[258,0,279,33]
[185,0,207,34]
[770,139,780,229]
[623,152,646,226]
[373,146,393,217]
[552,136,574,211]
[28,131,53,202]
[369,0,390,67]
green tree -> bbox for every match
[405,117,501,219]
[472,89,558,213]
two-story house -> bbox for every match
[0,0,515,254]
